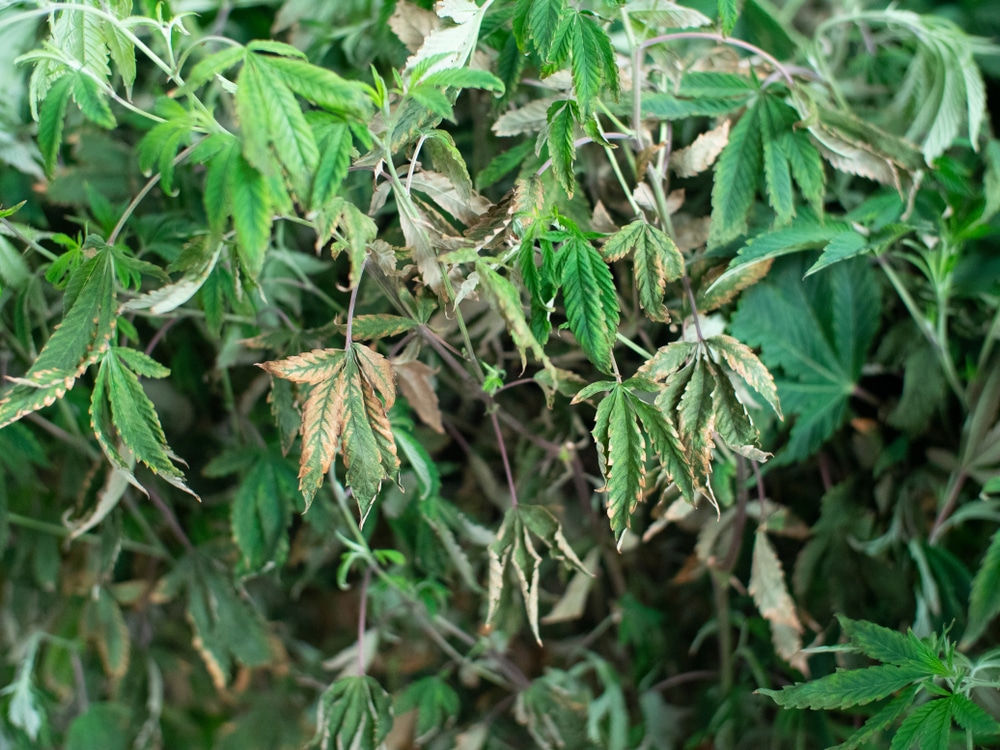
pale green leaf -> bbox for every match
[175,45,246,96]
[315,676,393,750]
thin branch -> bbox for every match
[930,470,968,544]
[344,259,367,345]
[147,487,193,550]
[109,144,198,245]
[490,410,518,508]
[357,567,372,676]
[682,275,705,342]
[651,669,717,693]
[639,32,796,89]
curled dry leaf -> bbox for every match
[392,357,444,433]
[670,119,731,178]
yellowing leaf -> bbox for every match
[749,529,807,675]
[260,344,399,521]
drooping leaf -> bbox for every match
[96,349,198,498]
[603,220,684,322]
[475,261,551,373]
[547,99,579,197]
[230,153,272,280]
[0,243,117,428]
[964,527,1000,646]
[558,235,619,373]
[259,344,399,520]
[487,504,588,642]
[750,529,806,673]
[828,687,918,750]
[37,74,74,177]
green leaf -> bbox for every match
[236,53,319,201]
[591,386,646,547]
[38,74,74,177]
[642,93,749,120]
[475,260,551,372]
[559,235,619,373]
[781,129,826,214]
[260,344,399,519]
[0,244,117,429]
[315,676,393,750]
[676,358,716,490]
[679,72,756,98]
[759,95,795,225]
[100,350,198,497]
[759,664,927,710]
[889,697,951,750]
[262,55,372,120]
[81,589,130,680]
[66,703,129,750]
[710,99,762,246]
[230,453,298,573]
[828,687,919,750]
[569,13,618,115]
[837,616,946,675]
[718,0,739,35]
[949,693,1000,736]
[517,0,567,58]
[547,99,579,197]
[633,397,697,506]
[603,221,684,322]
[422,67,505,94]
[964,527,1000,646]
[230,153,272,280]
[72,73,116,129]
[730,255,879,463]
[395,676,460,742]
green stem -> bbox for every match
[615,332,653,360]
[7,512,166,558]
[109,144,197,245]
[878,255,965,404]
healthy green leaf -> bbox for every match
[547,99,579,197]
[558,235,619,373]
[38,74,74,177]
[888,697,951,750]
[710,98,762,246]
[759,664,927,710]
[837,615,946,675]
